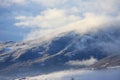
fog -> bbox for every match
[16,68,120,80]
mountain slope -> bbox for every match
[0,26,120,74]
[91,55,120,69]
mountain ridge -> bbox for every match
[0,26,120,75]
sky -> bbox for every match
[0,0,120,42]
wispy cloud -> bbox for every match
[15,9,80,28]
[66,57,97,66]
[0,0,26,7]
[15,9,112,41]
[31,0,67,7]
[13,0,120,41]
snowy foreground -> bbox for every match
[16,68,120,80]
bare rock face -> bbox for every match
[91,55,120,69]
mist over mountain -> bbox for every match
[1,0,120,80]
[0,23,120,76]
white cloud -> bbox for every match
[59,0,120,16]
[13,0,120,41]
[17,8,120,41]
[30,0,120,15]
[15,9,80,28]
[66,57,97,66]
[15,8,111,40]
[15,16,27,20]
[25,69,91,80]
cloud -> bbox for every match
[0,0,26,7]
[30,0,120,15]
[1,0,120,13]
[15,9,80,28]
[13,0,120,41]
[31,0,67,7]
[69,0,120,14]
[14,8,81,40]
[27,69,91,80]
[15,8,111,41]
[66,57,97,66]
[97,38,120,55]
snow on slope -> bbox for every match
[16,68,120,80]
[1,25,120,75]
[92,55,120,69]
[15,69,92,80]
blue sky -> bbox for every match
[0,0,43,41]
[0,0,120,42]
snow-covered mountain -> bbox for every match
[15,68,120,80]
[0,25,120,78]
